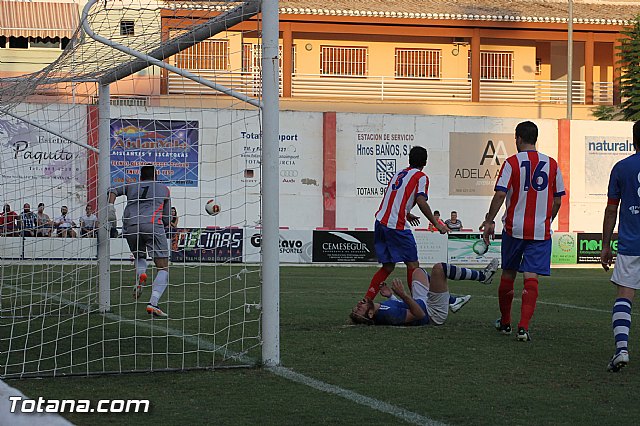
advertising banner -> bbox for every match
[449,132,517,196]
[577,233,618,264]
[244,229,313,263]
[414,231,448,265]
[110,119,199,187]
[171,227,243,263]
[447,233,502,265]
[312,230,377,263]
[584,136,635,198]
[551,232,578,264]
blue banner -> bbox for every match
[110,119,199,187]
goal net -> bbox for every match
[0,0,280,378]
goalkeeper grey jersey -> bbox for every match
[110,181,171,230]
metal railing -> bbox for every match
[166,71,614,105]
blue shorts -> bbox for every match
[374,220,418,264]
[501,231,552,276]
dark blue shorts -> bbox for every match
[501,231,552,276]
[374,220,418,264]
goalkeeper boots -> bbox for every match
[607,350,629,372]
[134,273,147,299]
[482,258,500,284]
[495,319,512,335]
[146,304,168,318]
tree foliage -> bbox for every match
[617,15,640,121]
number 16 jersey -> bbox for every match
[495,151,565,240]
[375,167,429,230]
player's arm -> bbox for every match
[416,195,448,234]
[107,185,125,221]
[390,279,425,322]
[601,202,618,272]
[482,190,507,244]
[551,196,562,222]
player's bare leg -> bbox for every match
[608,285,635,372]
[146,257,169,318]
[426,263,449,294]
[496,269,517,335]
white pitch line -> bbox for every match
[4,285,444,425]
[473,294,611,314]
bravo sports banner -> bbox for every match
[110,119,199,187]
[312,230,377,262]
[584,136,635,198]
[577,233,618,264]
[447,233,501,265]
[414,231,448,265]
[171,228,243,263]
[449,132,517,196]
[551,232,578,264]
[244,229,313,263]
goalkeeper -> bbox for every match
[108,164,172,318]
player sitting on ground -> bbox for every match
[350,260,498,326]
[108,164,172,318]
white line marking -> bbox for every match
[5,285,444,425]
[473,294,611,314]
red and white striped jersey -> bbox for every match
[495,151,565,240]
[375,167,429,230]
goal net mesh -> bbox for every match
[0,0,267,378]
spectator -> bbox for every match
[445,211,463,232]
[36,203,53,237]
[427,210,447,232]
[54,206,77,238]
[79,204,98,238]
[169,207,179,238]
[19,203,37,237]
[0,204,19,236]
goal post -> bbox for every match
[0,0,280,378]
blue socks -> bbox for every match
[441,263,485,282]
[613,298,632,354]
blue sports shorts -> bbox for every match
[501,231,552,276]
[374,220,418,264]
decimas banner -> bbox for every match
[171,228,243,263]
[414,231,448,265]
[449,132,517,196]
[244,229,313,263]
[110,119,199,187]
[312,230,377,262]
[577,233,618,264]
[551,232,578,264]
[447,233,501,265]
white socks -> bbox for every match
[149,270,169,306]
[136,258,147,277]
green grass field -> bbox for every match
[5,266,640,425]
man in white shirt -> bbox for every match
[55,205,77,238]
[79,204,98,238]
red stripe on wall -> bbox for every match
[557,119,570,232]
[323,112,337,229]
[87,105,99,209]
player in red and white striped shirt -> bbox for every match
[482,121,565,341]
[364,146,449,301]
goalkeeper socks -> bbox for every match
[149,270,169,306]
[136,258,147,277]
[441,263,485,282]
[518,278,539,330]
[406,267,417,292]
[498,276,515,325]
[365,268,391,300]
[612,298,632,354]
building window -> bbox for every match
[29,37,60,49]
[8,37,28,49]
[120,20,135,36]
[175,40,229,70]
[480,51,513,81]
[535,58,543,75]
[242,43,252,73]
[243,44,287,73]
[395,48,441,79]
[320,46,367,76]
[0,36,6,48]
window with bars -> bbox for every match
[120,20,135,36]
[242,44,292,73]
[175,40,229,70]
[320,46,367,76]
[480,51,513,81]
[395,48,441,79]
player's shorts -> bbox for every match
[123,225,169,259]
[411,273,449,326]
[501,231,552,276]
[611,254,640,289]
[374,220,418,264]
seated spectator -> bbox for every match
[444,211,463,232]
[79,204,98,238]
[0,204,19,236]
[36,203,53,237]
[54,206,77,238]
[19,203,37,237]
[427,210,447,232]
